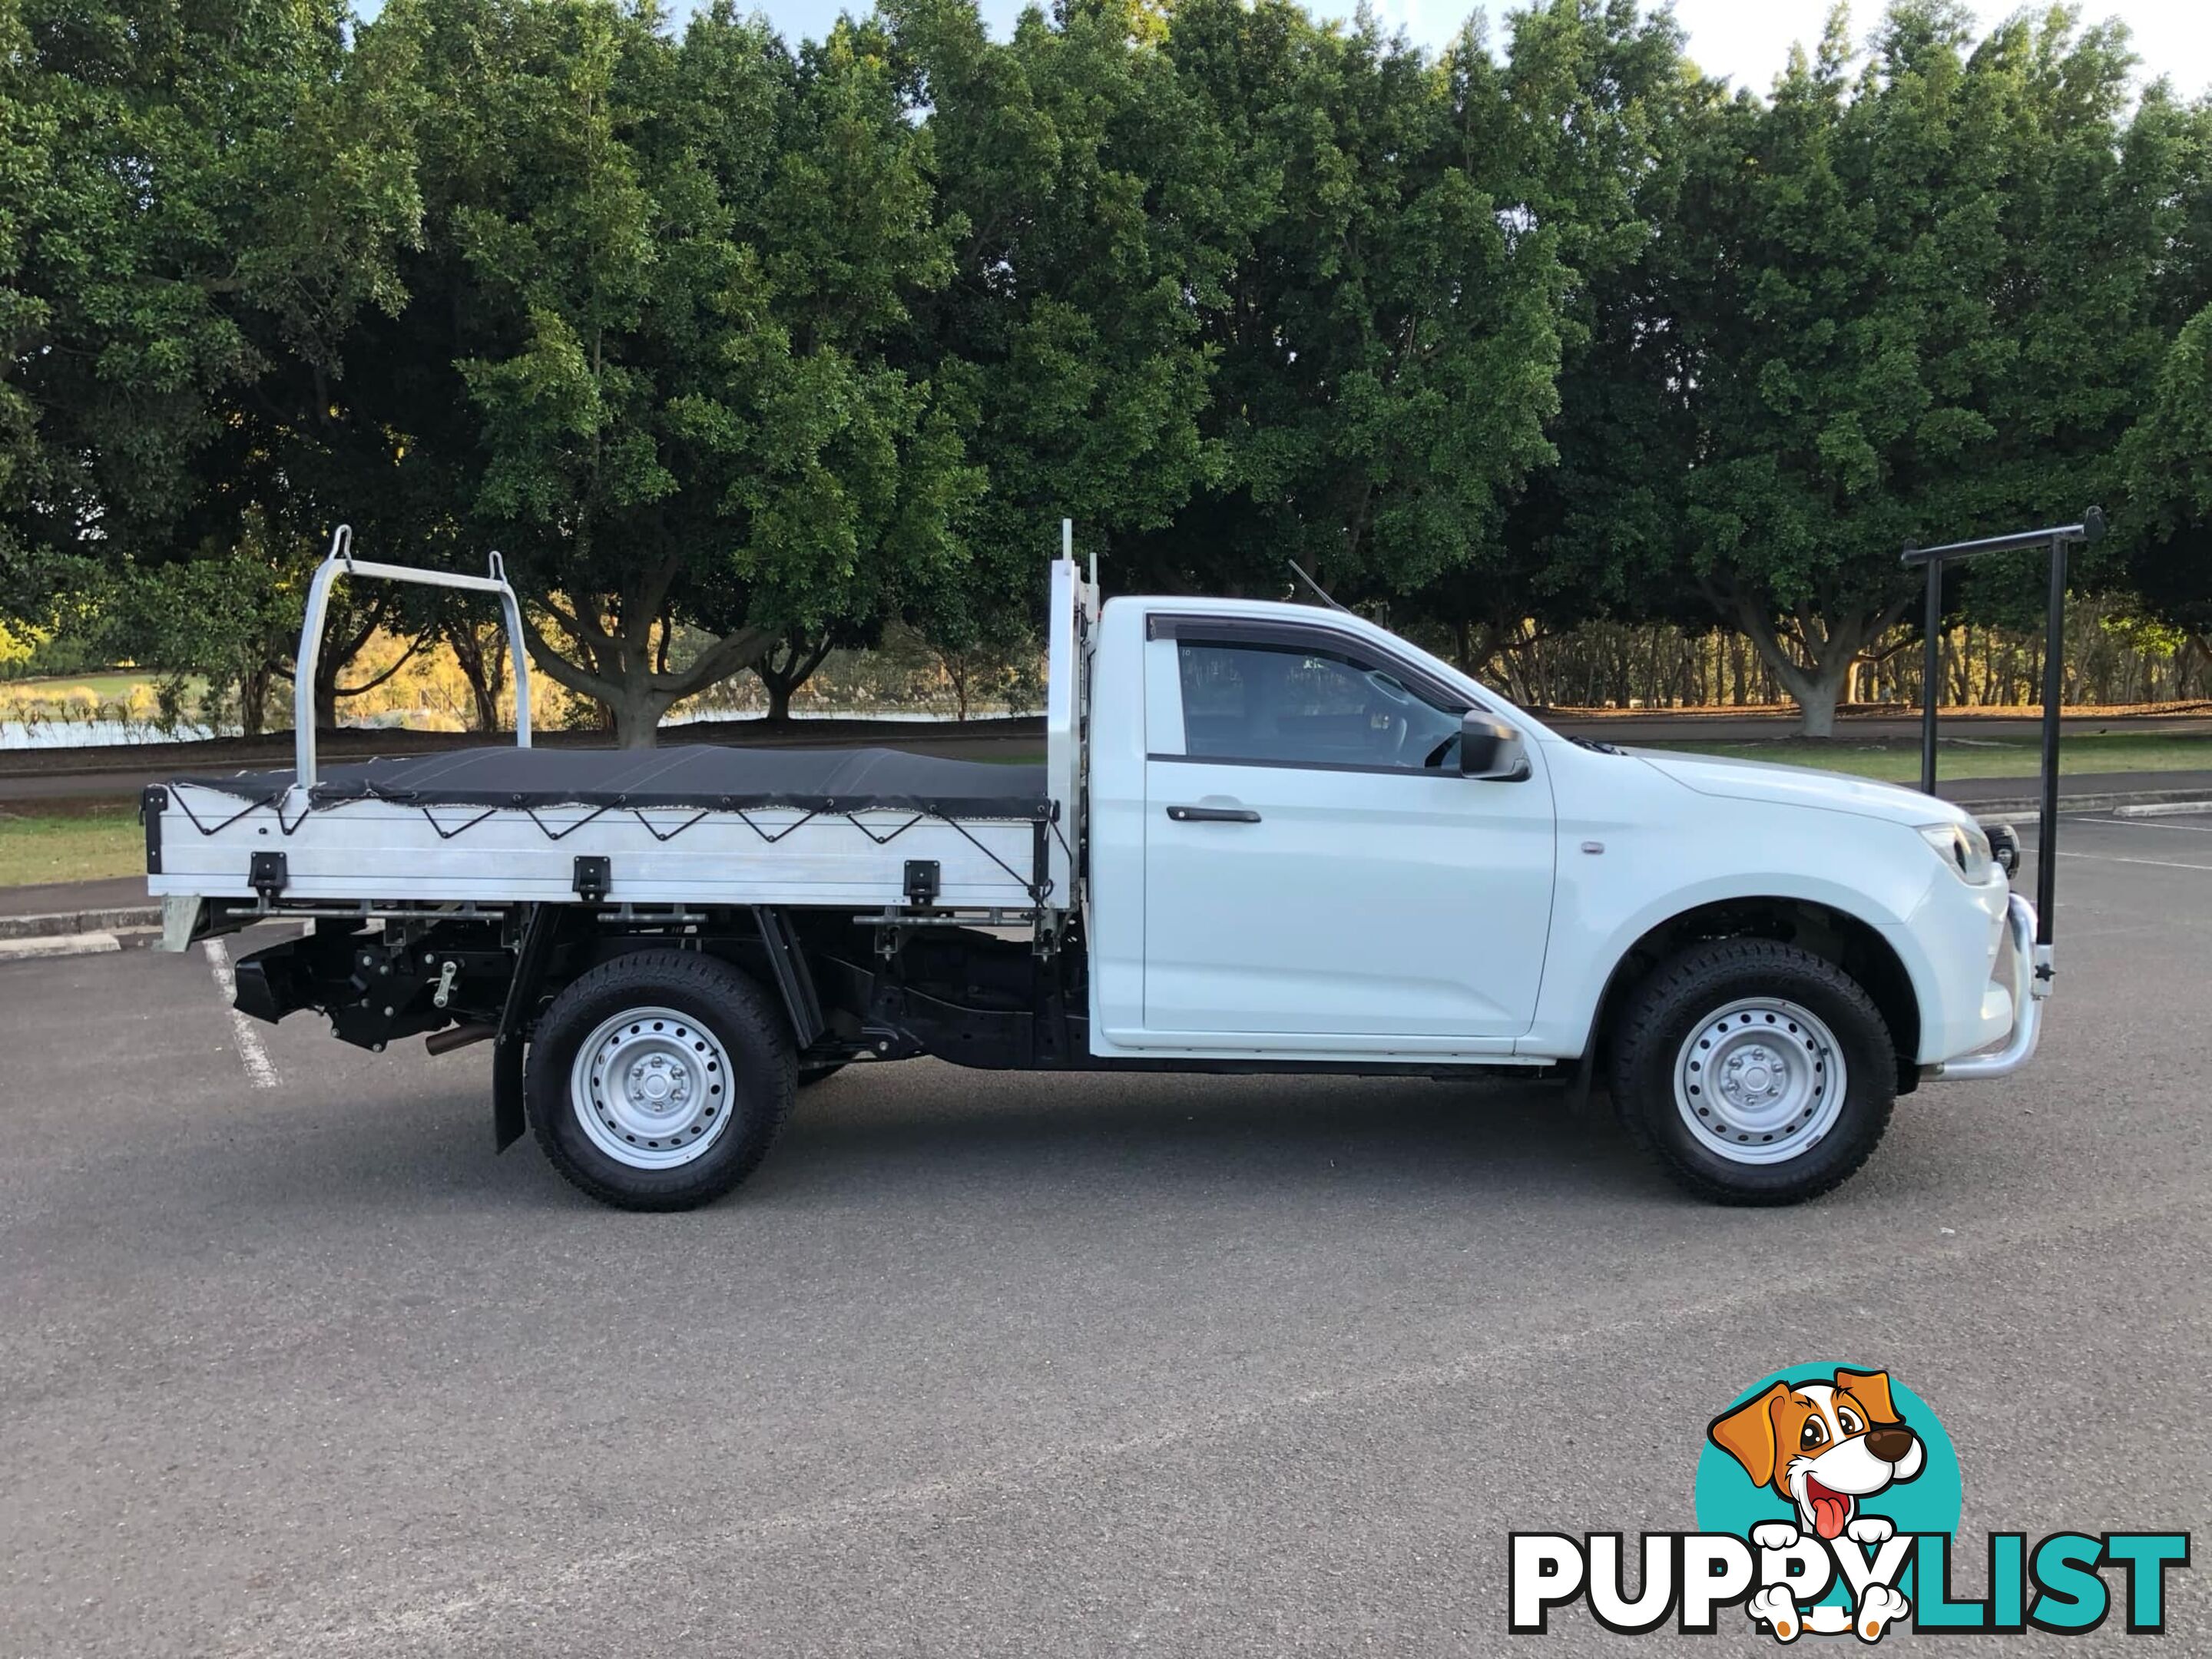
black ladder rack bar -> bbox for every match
[1899,506,2103,952]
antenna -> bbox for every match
[1286,558,1352,614]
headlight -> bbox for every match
[1918,821,1996,884]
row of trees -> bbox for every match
[2,0,2207,740]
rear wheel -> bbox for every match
[1608,939,1896,1205]
[526,951,795,1210]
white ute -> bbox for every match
[147,532,2045,1209]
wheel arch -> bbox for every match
[551,912,841,1059]
[1584,896,1923,1096]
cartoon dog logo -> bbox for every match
[1709,1368,1926,1640]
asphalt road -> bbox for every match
[3,815,2207,1656]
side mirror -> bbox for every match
[1986,822,2021,876]
[1459,712,1528,781]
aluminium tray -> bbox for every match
[144,745,1061,910]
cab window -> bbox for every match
[1175,639,1463,770]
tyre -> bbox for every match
[525,950,796,1211]
[1608,939,1896,1205]
[797,1062,847,1088]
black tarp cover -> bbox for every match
[171,745,1051,820]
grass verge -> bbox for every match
[0,803,145,888]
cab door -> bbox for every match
[1137,621,1556,1044]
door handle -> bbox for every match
[1166,805,1261,823]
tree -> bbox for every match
[2121,306,2212,654]
[1663,2,2181,733]
[6,0,2205,742]
[748,631,830,723]
[890,0,1235,639]
[747,615,889,723]
[0,0,419,670]
[1113,0,1568,620]
[354,0,980,747]
[108,532,300,737]
[441,608,516,733]
[0,0,50,612]
[1942,14,2196,634]
[1417,0,1707,674]
[2116,94,2212,659]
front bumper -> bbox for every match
[1926,892,2048,1080]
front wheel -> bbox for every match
[525,950,796,1210]
[1608,939,1896,1205]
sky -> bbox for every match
[740,0,2212,98]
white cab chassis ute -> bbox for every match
[147,537,2047,1210]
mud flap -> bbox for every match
[1566,1041,1600,1119]
[492,903,561,1152]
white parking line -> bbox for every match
[2054,849,2212,873]
[202,937,280,1089]
[2079,823,2212,845]
[0,931,121,961]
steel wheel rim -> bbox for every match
[570,1005,734,1170]
[1673,997,1847,1165]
